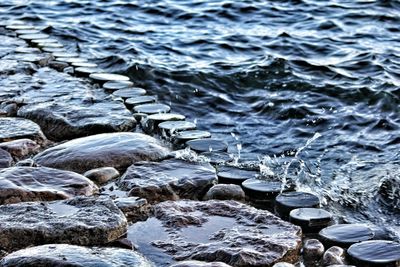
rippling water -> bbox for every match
[1,0,399,238]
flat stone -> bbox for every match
[56,57,86,63]
[0,196,127,251]
[84,167,120,184]
[114,197,151,222]
[4,53,49,64]
[0,167,98,204]
[242,178,289,200]
[0,59,35,75]
[289,208,332,233]
[31,38,58,44]
[0,244,154,267]
[170,261,232,267]
[38,42,64,48]
[174,130,211,143]
[103,80,134,91]
[0,117,46,144]
[74,67,101,77]
[113,88,147,99]
[52,52,79,58]
[275,192,320,219]
[200,152,234,165]
[216,166,258,185]
[15,29,39,35]
[319,224,374,248]
[134,103,171,114]
[34,132,170,173]
[19,33,49,40]
[272,263,295,267]
[119,159,217,204]
[41,47,65,53]
[187,139,228,153]
[127,200,302,266]
[125,95,157,108]
[142,113,186,134]
[322,246,346,266]
[72,61,98,68]
[14,47,41,53]
[90,73,130,82]
[347,240,400,267]
[6,24,35,30]
[159,121,196,136]
[203,184,245,201]
[0,149,12,168]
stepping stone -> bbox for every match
[141,113,186,134]
[75,67,101,77]
[56,57,87,63]
[319,224,374,248]
[275,191,320,219]
[200,151,233,164]
[0,166,98,204]
[39,43,64,49]
[289,208,333,233]
[174,130,211,144]
[348,240,400,267]
[187,138,228,153]
[34,132,170,173]
[52,52,79,58]
[134,103,170,114]
[15,46,40,53]
[125,96,157,109]
[113,88,147,99]
[31,38,58,44]
[0,149,13,168]
[90,73,130,83]
[19,33,49,40]
[0,117,46,144]
[158,120,196,136]
[15,29,39,35]
[103,80,134,91]
[127,200,302,266]
[72,61,97,68]
[118,159,217,204]
[41,47,65,53]
[0,196,127,250]
[0,244,153,267]
[6,24,35,30]
[217,166,258,185]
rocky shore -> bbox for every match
[0,21,399,267]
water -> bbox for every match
[1,0,399,237]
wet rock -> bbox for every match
[0,167,98,204]
[275,191,320,219]
[6,24,35,30]
[289,208,333,233]
[134,103,170,114]
[0,244,153,266]
[203,184,245,201]
[272,263,295,267]
[75,67,101,77]
[322,246,346,266]
[84,167,120,184]
[55,57,86,63]
[119,159,217,204]
[0,196,127,251]
[347,240,400,267]
[72,61,98,68]
[303,239,324,261]
[0,139,39,158]
[52,52,79,58]
[216,166,258,185]
[128,200,302,266]
[0,149,12,168]
[200,151,234,165]
[170,261,232,267]
[0,117,46,144]
[34,132,170,173]
[15,46,41,53]
[114,197,151,222]
[187,139,228,153]
[319,224,374,248]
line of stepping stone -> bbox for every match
[5,22,400,267]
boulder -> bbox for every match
[0,117,46,144]
[0,244,153,266]
[84,167,120,184]
[0,149,12,168]
[119,159,217,203]
[34,132,170,173]
[0,196,127,251]
[203,184,245,201]
[128,200,302,266]
[0,167,98,204]
[0,139,39,158]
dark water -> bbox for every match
[1,0,399,238]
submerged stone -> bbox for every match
[347,240,400,267]
[0,196,127,251]
[119,159,217,203]
[0,117,46,144]
[319,224,374,248]
[0,244,154,267]
[289,208,332,233]
[174,130,211,143]
[34,132,170,173]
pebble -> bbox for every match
[347,240,400,267]
[187,138,228,153]
[322,246,346,266]
[319,224,374,248]
[289,208,333,233]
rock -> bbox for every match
[272,263,295,267]
[319,224,374,248]
[303,239,324,261]
[134,103,170,114]
[203,184,245,201]
[141,113,185,134]
[103,80,134,91]
[158,121,197,136]
[0,149,12,168]
[113,88,147,99]
[322,246,346,266]
[275,192,320,220]
[128,200,302,266]
[34,132,170,173]
[0,102,18,116]
[216,166,258,185]
[84,167,120,184]
[114,197,152,222]
[174,130,211,144]
[90,73,130,83]
[15,158,36,167]
[187,139,228,153]
[0,196,127,251]
[170,261,232,267]
[0,167,98,204]
[0,244,153,266]
[326,265,355,267]
[19,33,49,41]
[125,96,157,109]
[289,208,333,233]
[48,60,69,71]
[379,176,400,209]
[119,159,217,204]
[0,117,46,144]
[347,240,400,267]
[0,139,39,158]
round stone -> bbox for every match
[187,138,228,153]
[32,38,58,44]
[319,224,374,248]
[289,208,333,233]
[348,240,400,266]
[275,192,320,219]
[19,33,49,40]
[174,130,211,142]
[113,88,147,99]
[158,121,196,135]
[15,29,39,35]
[75,67,101,77]
[6,24,35,30]
[56,57,87,63]
[242,178,289,200]
[217,166,257,185]
[103,80,133,91]
[125,96,157,108]
[52,52,79,58]
[90,73,130,82]
[134,103,170,114]
[72,62,97,68]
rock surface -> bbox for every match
[0,117,46,144]
[128,200,302,266]
[84,167,120,184]
[0,139,39,158]
[34,132,170,173]
[0,196,127,251]
[0,149,12,168]
[203,184,245,201]
[0,244,153,267]
[119,159,217,203]
[0,167,98,204]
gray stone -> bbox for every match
[0,117,46,144]
[0,149,12,168]
[0,139,39,158]
[203,184,245,201]
[0,167,98,204]
[0,196,127,251]
[303,239,324,261]
[128,200,302,266]
[84,167,120,184]
[119,159,217,204]
[114,197,151,222]
[170,261,232,267]
[34,132,170,173]
[0,244,153,266]
[322,246,346,266]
